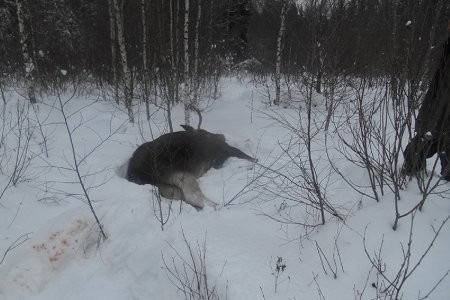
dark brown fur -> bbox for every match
[126,125,257,208]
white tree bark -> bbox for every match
[194,0,201,79]
[193,0,202,107]
[274,0,288,106]
[141,0,148,75]
[169,0,179,105]
[169,0,174,73]
[390,0,399,102]
[175,0,180,104]
[141,0,150,120]
[183,0,191,125]
[169,0,175,94]
[107,0,119,104]
[113,0,134,123]
[15,0,36,104]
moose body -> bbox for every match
[126,125,257,209]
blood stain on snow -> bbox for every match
[31,219,89,266]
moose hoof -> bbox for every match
[205,198,219,210]
[188,197,218,211]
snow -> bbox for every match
[0,78,449,300]
[25,63,34,73]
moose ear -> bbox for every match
[180,125,195,132]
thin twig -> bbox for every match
[0,233,31,265]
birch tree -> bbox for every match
[113,0,134,123]
[141,0,151,120]
[193,0,202,106]
[169,0,178,105]
[274,0,288,106]
[107,0,119,104]
[183,0,191,125]
[15,0,36,104]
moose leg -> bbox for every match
[158,184,184,200]
[167,172,218,209]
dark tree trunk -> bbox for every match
[403,26,450,180]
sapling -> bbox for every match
[272,256,287,293]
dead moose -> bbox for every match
[126,125,257,209]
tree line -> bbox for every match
[0,0,448,110]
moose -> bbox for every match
[126,125,257,209]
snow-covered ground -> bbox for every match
[0,78,449,299]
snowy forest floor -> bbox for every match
[0,77,449,300]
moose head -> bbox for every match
[126,125,257,209]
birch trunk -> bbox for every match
[274,0,287,106]
[175,0,180,104]
[113,0,134,123]
[315,48,322,93]
[193,0,202,106]
[16,0,36,104]
[107,0,119,104]
[141,0,150,120]
[209,0,220,100]
[169,0,175,105]
[183,0,191,125]
[169,0,178,105]
[390,1,399,103]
